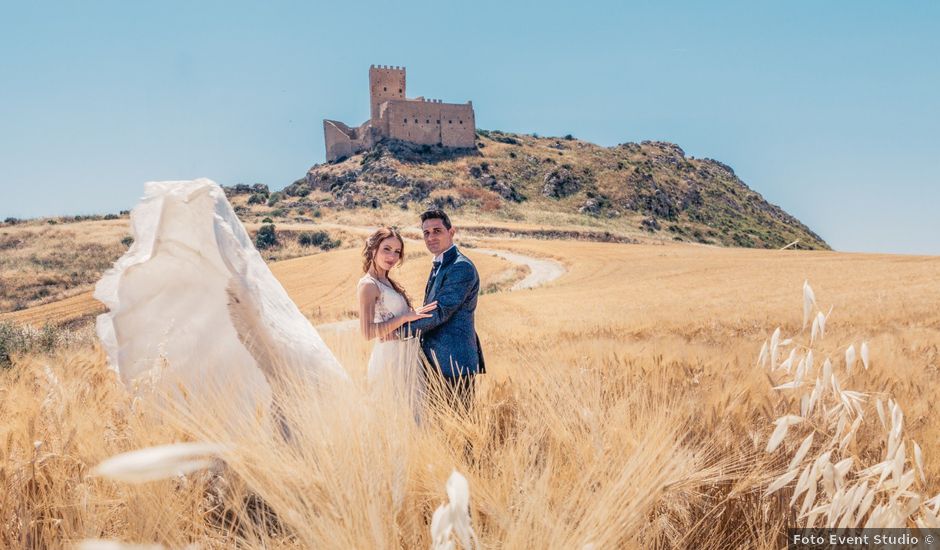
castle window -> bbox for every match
[383,87,387,91]
[403,118,407,123]
[459,120,463,124]
[448,120,452,124]
[414,119,418,123]
[398,89,402,93]
[436,120,440,124]
[426,119,429,124]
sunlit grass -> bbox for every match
[2,237,939,548]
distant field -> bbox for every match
[0,219,130,312]
[0,239,516,327]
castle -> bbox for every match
[323,65,476,162]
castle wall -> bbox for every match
[381,99,476,147]
[384,99,441,145]
[440,102,475,148]
[323,119,374,162]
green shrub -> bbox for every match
[267,192,282,207]
[492,134,519,145]
[0,322,22,368]
[248,193,267,205]
[298,231,340,251]
[255,224,278,250]
[0,321,72,368]
[121,236,134,247]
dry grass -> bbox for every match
[2,238,939,548]
[0,220,130,312]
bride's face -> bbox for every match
[373,236,403,272]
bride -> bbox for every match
[357,228,437,417]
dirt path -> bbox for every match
[316,248,566,333]
[473,248,565,291]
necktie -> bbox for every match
[425,260,441,301]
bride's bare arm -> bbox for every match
[357,282,437,340]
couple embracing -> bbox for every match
[356,209,485,415]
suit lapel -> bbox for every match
[426,246,459,303]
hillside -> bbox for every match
[266,131,828,250]
[0,131,828,316]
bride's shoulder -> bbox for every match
[357,275,381,302]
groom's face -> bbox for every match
[422,218,455,256]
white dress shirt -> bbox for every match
[433,244,456,264]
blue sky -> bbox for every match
[2,1,938,254]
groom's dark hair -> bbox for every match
[420,209,452,230]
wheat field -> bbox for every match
[2,236,939,548]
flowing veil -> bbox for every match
[94,179,348,410]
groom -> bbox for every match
[405,209,485,410]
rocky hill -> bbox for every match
[243,131,827,250]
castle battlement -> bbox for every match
[323,65,476,162]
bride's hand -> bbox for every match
[400,301,437,322]
[415,301,437,314]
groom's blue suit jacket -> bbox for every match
[405,246,485,378]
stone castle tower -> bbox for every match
[323,65,476,162]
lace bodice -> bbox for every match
[358,274,409,323]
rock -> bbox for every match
[481,175,524,202]
[702,158,735,177]
[490,133,519,145]
[638,187,679,220]
[428,195,464,210]
[579,198,601,216]
[542,168,582,199]
[682,186,703,209]
[641,217,660,232]
[617,142,642,154]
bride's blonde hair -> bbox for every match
[362,227,412,308]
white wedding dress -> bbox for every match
[94,179,348,415]
[359,274,427,421]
